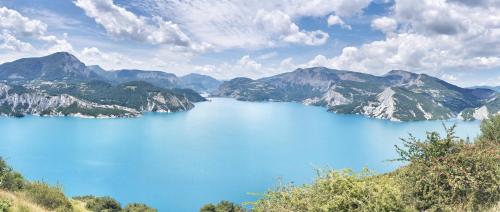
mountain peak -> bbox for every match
[0,51,99,82]
[384,70,417,76]
[45,52,79,61]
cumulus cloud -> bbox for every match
[193,55,290,79]
[0,30,33,51]
[0,6,73,60]
[371,17,397,33]
[327,15,351,30]
[74,0,210,52]
[126,0,371,49]
[300,0,500,78]
[393,0,469,35]
[0,7,47,37]
[278,0,372,17]
[254,10,329,46]
[78,47,144,69]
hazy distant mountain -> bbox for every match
[216,67,499,121]
[468,85,500,92]
[99,69,180,89]
[179,73,221,93]
[0,52,205,118]
[88,65,220,94]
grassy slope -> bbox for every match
[0,189,91,212]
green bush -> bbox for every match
[122,203,157,212]
[25,182,72,211]
[0,199,11,212]
[200,200,246,212]
[0,158,25,191]
[74,195,122,212]
[395,125,500,211]
[1,172,25,191]
[252,169,406,212]
[478,114,500,145]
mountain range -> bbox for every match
[215,67,499,121]
[468,85,500,92]
[0,52,497,121]
[0,52,221,93]
[0,52,215,118]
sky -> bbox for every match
[0,0,499,87]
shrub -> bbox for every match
[200,200,246,212]
[0,158,25,191]
[25,182,72,211]
[252,169,406,212]
[478,114,500,145]
[1,172,25,191]
[74,195,121,212]
[122,203,157,212]
[395,125,500,211]
[0,199,11,212]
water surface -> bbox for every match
[0,98,480,211]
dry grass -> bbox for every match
[69,199,91,212]
[0,189,91,212]
[0,189,49,212]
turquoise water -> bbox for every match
[0,98,481,211]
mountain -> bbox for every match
[0,51,215,94]
[0,81,194,118]
[215,67,499,121]
[179,73,221,94]
[97,69,180,89]
[0,52,103,82]
[469,85,500,92]
[0,52,206,118]
[88,65,220,94]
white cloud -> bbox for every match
[238,55,262,70]
[278,0,372,17]
[126,0,371,49]
[279,57,297,71]
[0,30,33,52]
[0,7,47,37]
[74,0,210,52]
[327,15,351,30]
[441,73,458,82]
[78,47,145,69]
[193,55,286,79]
[253,9,329,46]
[371,17,397,33]
[257,51,278,60]
[299,0,500,78]
[0,7,73,61]
[394,0,467,35]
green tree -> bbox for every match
[74,195,122,212]
[478,114,500,145]
[200,200,246,212]
[0,158,25,191]
[122,203,157,212]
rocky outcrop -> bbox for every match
[0,83,194,118]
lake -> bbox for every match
[0,98,481,211]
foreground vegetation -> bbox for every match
[202,115,500,211]
[0,159,156,211]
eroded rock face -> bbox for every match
[0,83,194,118]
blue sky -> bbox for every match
[0,0,499,86]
